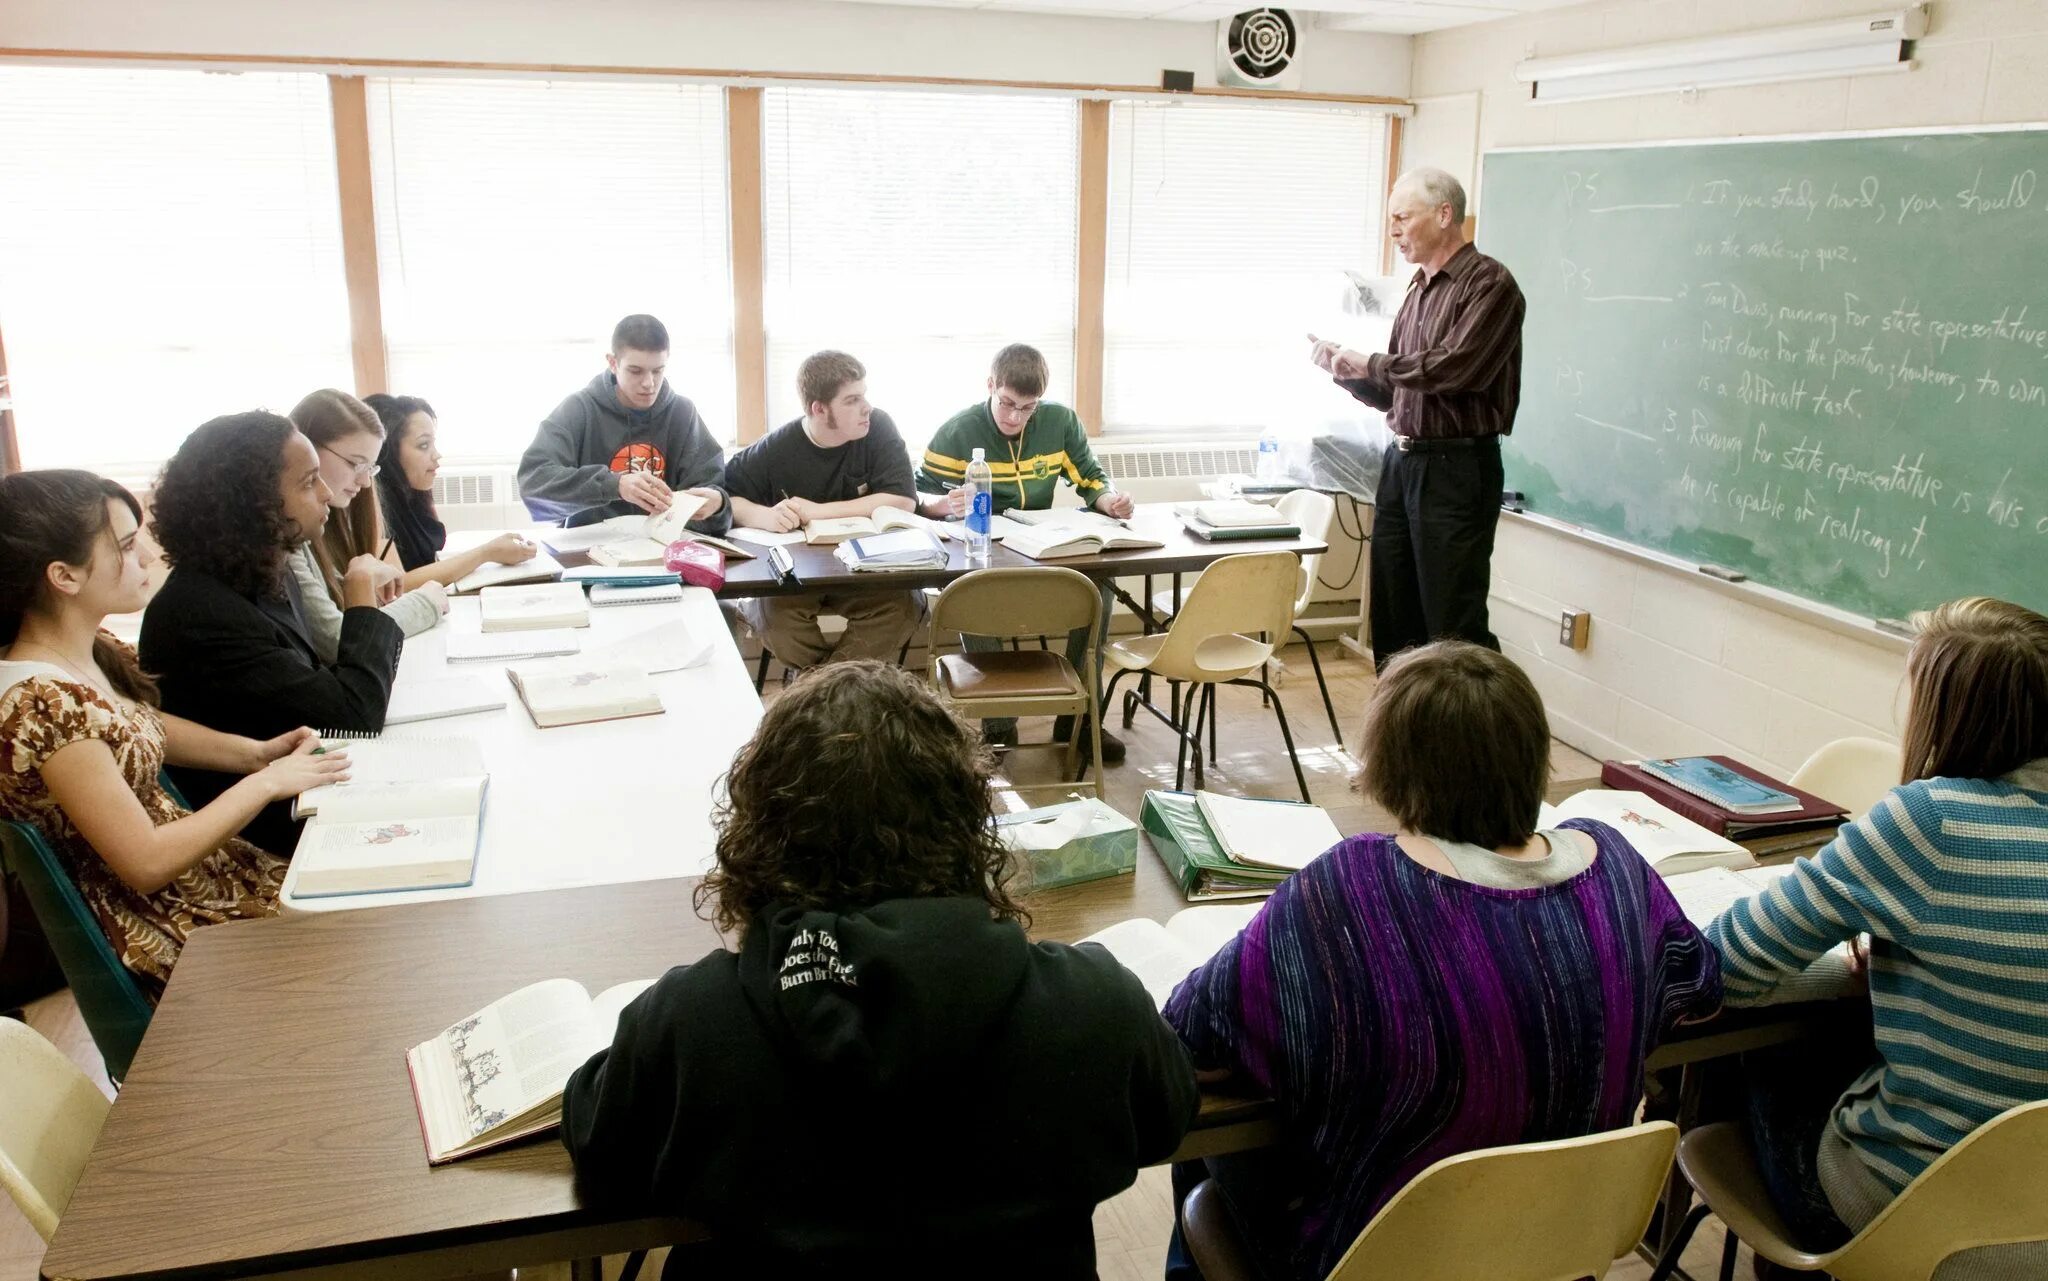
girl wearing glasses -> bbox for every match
[286,389,448,661]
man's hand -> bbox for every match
[751,502,801,534]
[781,496,824,524]
[684,487,724,521]
[1094,491,1135,520]
[1308,333,1375,380]
[1308,333,1344,373]
[342,554,402,609]
[618,470,674,514]
[944,484,973,518]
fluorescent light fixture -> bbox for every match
[1515,7,1927,104]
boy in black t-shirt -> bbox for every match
[725,352,920,669]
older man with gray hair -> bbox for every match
[1310,166,1525,669]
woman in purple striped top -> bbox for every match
[1163,642,1722,1281]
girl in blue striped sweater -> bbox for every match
[1708,596,2048,1279]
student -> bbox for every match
[1162,641,1721,1281]
[364,391,541,584]
[0,470,350,997]
[914,343,1131,760]
[289,388,446,660]
[139,411,404,855]
[518,313,731,531]
[1708,596,2048,1279]
[561,661,1198,1279]
[725,351,919,669]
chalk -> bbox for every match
[1698,564,1748,582]
[1875,617,1915,638]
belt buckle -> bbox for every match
[1394,435,1415,453]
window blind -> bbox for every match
[1105,100,1392,437]
[0,67,352,472]
[761,87,1078,454]
[367,78,732,458]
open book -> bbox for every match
[447,549,564,594]
[294,736,486,819]
[1003,516,1164,561]
[480,582,590,632]
[1079,904,1261,1009]
[799,507,926,545]
[559,508,757,567]
[1539,788,1750,873]
[1663,864,1797,928]
[291,775,487,898]
[506,659,663,728]
[406,977,655,1164]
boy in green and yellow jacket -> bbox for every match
[915,345,1129,763]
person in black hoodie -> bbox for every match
[517,313,732,530]
[560,661,1198,1279]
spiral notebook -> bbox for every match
[589,583,684,607]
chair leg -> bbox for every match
[1645,1203,1714,1281]
[1234,675,1310,802]
[1295,626,1344,743]
[619,1249,649,1281]
[753,650,770,693]
[1190,686,1213,790]
[1718,1225,1741,1281]
[1206,682,1218,763]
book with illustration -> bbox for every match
[800,507,929,545]
[505,658,664,728]
[1079,904,1261,1009]
[290,774,487,898]
[405,977,655,1164]
[479,582,590,632]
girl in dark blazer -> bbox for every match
[137,411,404,854]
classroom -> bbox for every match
[2,2,2045,1280]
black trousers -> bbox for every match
[1369,436,1503,669]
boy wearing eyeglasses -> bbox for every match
[915,344,1130,762]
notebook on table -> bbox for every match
[505,659,663,728]
[831,527,949,571]
[1140,791,1294,901]
[1174,501,1302,542]
[1193,790,1344,872]
[384,676,508,724]
[589,583,684,608]
[479,583,590,632]
[1600,756,1847,837]
[290,775,487,898]
[1078,905,1261,1009]
[444,630,583,663]
[406,977,655,1164]
[447,550,564,594]
[293,735,487,819]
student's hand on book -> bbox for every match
[683,487,725,520]
[246,726,320,773]
[618,470,674,514]
[756,502,801,533]
[781,496,824,523]
[417,580,450,615]
[1095,491,1135,520]
[482,532,538,565]
[944,484,972,517]
[260,737,350,800]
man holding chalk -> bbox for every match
[1310,167,1525,668]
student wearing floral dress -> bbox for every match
[0,469,348,997]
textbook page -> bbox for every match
[1164,904,1262,959]
[409,979,609,1161]
[293,777,485,897]
[295,737,486,818]
[725,527,805,548]
[1079,919,1203,1010]
[1547,789,1747,867]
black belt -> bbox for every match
[1391,434,1498,454]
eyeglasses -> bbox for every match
[995,395,1041,419]
[319,443,380,481]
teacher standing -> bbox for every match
[1312,167,1525,669]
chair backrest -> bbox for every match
[1825,1100,2048,1281]
[0,821,154,1082]
[1148,551,1301,682]
[1275,489,1338,616]
[929,566,1102,645]
[1789,736,1901,822]
[1324,1121,1679,1281]
[0,1018,112,1241]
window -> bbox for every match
[1104,100,1392,437]
[367,78,732,459]
[761,87,1078,453]
[0,67,352,473]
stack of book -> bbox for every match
[1172,500,1301,542]
[831,527,949,571]
[1140,790,1343,901]
[1601,755,1847,851]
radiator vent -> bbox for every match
[1094,446,1256,481]
[432,470,501,508]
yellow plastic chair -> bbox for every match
[1789,736,1901,822]
[0,1018,112,1241]
[1184,1121,1678,1281]
[928,566,1104,798]
[1648,1102,2048,1281]
[1149,490,1345,742]
[1104,550,1310,801]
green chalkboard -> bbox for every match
[1479,131,2048,621]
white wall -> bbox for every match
[0,0,1411,98]
[1404,0,2048,776]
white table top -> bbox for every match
[279,586,761,913]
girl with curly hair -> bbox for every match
[138,411,404,854]
[0,469,350,997]
[561,661,1197,1279]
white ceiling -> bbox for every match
[808,0,1587,36]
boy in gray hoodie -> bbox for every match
[517,314,732,531]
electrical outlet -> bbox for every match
[1559,609,1591,650]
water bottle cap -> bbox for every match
[971,447,986,461]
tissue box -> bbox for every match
[997,799,1139,892]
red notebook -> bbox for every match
[1600,755,1848,837]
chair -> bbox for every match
[1184,1120,1678,1281]
[1648,1102,2048,1281]
[1105,550,1311,801]
[1150,490,1345,743]
[0,820,153,1084]
[1789,736,1901,822]
[928,566,1104,797]
[0,1018,112,1241]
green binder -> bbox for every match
[1140,790,1289,902]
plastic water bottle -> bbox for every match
[965,448,994,565]
[1256,429,1282,482]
